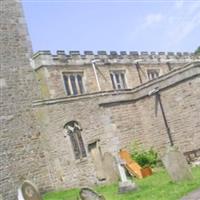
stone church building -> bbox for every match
[1,0,200,199]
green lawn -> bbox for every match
[43,167,200,200]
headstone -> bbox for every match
[117,157,137,193]
[181,188,200,200]
[89,141,106,181]
[0,194,3,200]
[79,188,105,200]
[103,152,119,183]
[18,180,42,200]
[162,146,193,182]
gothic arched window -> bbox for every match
[64,121,87,160]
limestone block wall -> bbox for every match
[105,67,200,155]
[0,1,51,199]
[1,0,200,197]
[32,50,200,100]
[33,63,200,190]
[35,64,141,99]
[33,95,121,189]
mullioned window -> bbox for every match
[64,121,87,160]
[63,73,85,96]
[110,70,127,90]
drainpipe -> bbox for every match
[136,62,143,84]
[134,59,143,84]
[156,93,174,146]
[149,88,174,146]
[166,62,172,71]
[91,59,101,91]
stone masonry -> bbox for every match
[1,0,200,199]
[0,1,51,199]
[32,50,200,190]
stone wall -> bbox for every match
[101,64,200,154]
[33,95,120,189]
[1,0,200,197]
[33,63,200,189]
[35,64,141,99]
[0,1,51,199]
[32,51,200,99]
[106,75,200,153]
[33,50,200,64]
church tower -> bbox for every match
[0,1,50,199]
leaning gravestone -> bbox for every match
[18,180,42,200]
[117,157,137,193]
[162,146,193,182]
[79,188,105,200]
[103,152,119,183]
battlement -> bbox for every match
[32,50,200,69]
[33,50,199,56]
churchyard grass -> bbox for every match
[43,167,200,200]
[43,188,79,200]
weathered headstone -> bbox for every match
[181,188,200,200]
[162,146,193,182]
[79,188,105,200]
[103,152,119,183]
[18,180,42,200]
[117,157,137,193]
[89,141,106,181]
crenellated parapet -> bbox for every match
[32,50,200,69]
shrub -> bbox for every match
[131,142,159,168]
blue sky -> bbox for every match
[22,0,200,54]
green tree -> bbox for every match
[194,46,200,54]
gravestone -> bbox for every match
[89,141,106,181]
[181,188,200,200]
[79,188,105,200]
[103,152,119,183]
[117,157,137,193]
[18,180,42,200]
[162,146,193,182]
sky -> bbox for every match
[22,0,200,54]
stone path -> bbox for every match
[181,188,200,200]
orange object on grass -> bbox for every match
[119,149,153,179]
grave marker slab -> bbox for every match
[103,152,119,183]
[79,188,105,200]
[117,156,137,193]
[18,180,42,200]
[162,146,193,182]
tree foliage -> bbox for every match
[195,46,200,54]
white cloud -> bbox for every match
[128,13,163,41]
[131,13,163,38]
[174,0,184,9]
[145,13,163,26]
[167,1,200,47]
[128,0,200,50]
